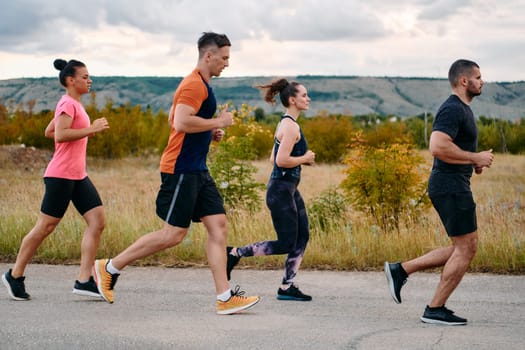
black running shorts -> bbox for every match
[156,171,225,228]
[41,177,103,218]
[429,192,477,237]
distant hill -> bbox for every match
[1,76,524,120]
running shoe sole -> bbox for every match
[384,261,401,304]
[72,288,102,298]
[276,295,311,301]
[420,316,467,326]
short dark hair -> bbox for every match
[198,32,231,57]
[53,59,86,87]
[448,59,479,87]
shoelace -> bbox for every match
[108,273,120,290]
[287,283,299,291]
[100,269,119,290]
[442,306,455,315]
[231,285,246,298]
[13,278,27,293]
[284,284,307,296]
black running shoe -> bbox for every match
[2,269,30,301]
[420,305,467,325]
[384,261,408,304]
[72,276,101,298]
[226,246,240,281]
[277,283,312,301]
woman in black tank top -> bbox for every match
[226,78,316,301]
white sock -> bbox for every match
[106,259,121,275]
[280,283,292,290]
[217,289,232,302]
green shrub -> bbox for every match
[208,104,267,212]
[307,187,348,231]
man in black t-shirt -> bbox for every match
[384,59,494,325]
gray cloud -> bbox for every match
[0,0,104,52]
[417,0,473,20]
[0,0,524,81]
[1,0,387,53]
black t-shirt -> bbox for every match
[428,94,478,195]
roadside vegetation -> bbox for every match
[1,100,523,273]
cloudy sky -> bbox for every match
[1,0,523,82]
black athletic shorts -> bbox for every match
[429,192,477,237]
[41,177,103,218]
[156,171,226,228]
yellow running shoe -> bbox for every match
[216,285,260,315]
[93,259,119,304]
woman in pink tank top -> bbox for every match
[2,59,110,301]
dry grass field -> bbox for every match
[1,145,523,273]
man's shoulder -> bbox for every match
[180,70,205,87]
[436,95,467,117]
[440,94,462,107]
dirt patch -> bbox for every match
[0,145,53,172]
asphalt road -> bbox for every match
[1,263,524,350]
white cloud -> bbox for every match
[0,0,524,81]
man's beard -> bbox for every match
[467,86,482,99]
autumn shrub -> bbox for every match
[362,118,413,147]
[341,132,430,233]
[301,115,354,163]
[222,103,274,159]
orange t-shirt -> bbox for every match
[160,69,217,174]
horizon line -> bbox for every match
[1,75,523,84]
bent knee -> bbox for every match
[167,234,185,246]
[162,228,187,247]
[35,219,59,236]
[96,220,106,233]
[455,236,478,259]
[89,219,105,234]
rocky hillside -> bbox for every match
[1,76,524,120]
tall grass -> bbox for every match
[1,151,523,273]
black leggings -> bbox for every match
[237,179,309,284]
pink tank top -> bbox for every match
[44,95,90,180]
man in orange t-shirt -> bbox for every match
[94,32,259,315]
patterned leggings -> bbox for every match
[237,179,309,284]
